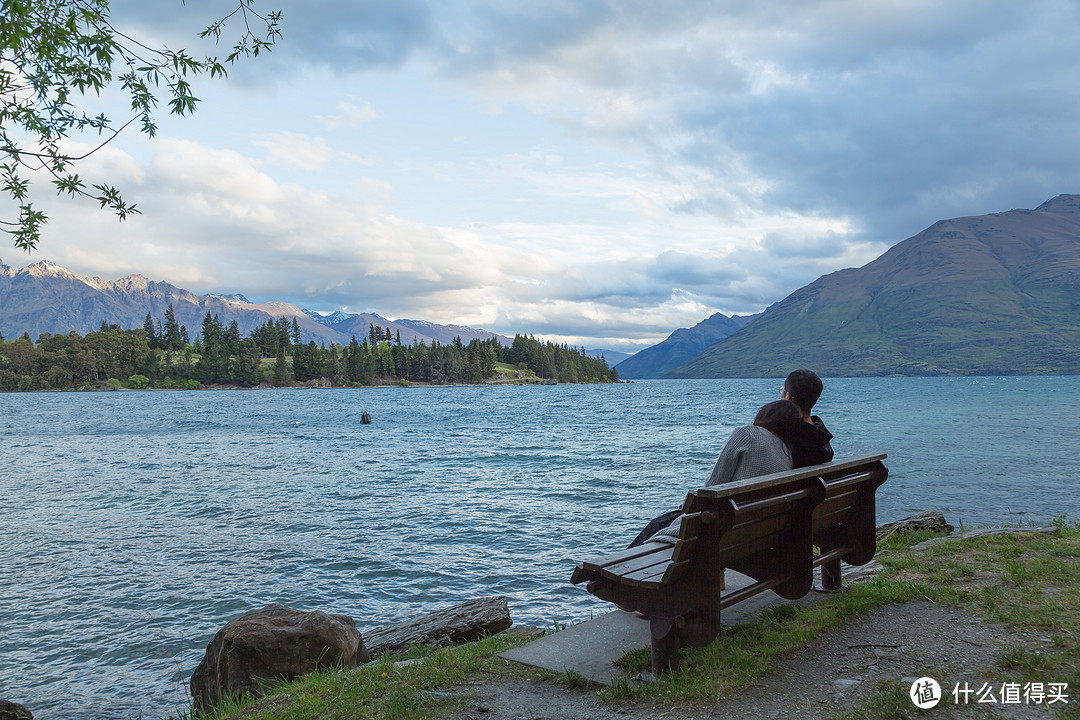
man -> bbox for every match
[779,369,834,466]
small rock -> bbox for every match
[499,624,546,639]
[0,701,33,720]
[834,678,861,690]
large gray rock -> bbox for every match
[190,604,368,714]
[0,701,32,720]
[876,511,955,542]
[364,596,512,657]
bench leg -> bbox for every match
[650,617,680,674]
[815,558,842,592]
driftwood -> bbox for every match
[875,510,954,542]
[364,596,512,657]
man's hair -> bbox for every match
[783,369,823,413]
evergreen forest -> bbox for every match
[0,306,619,391]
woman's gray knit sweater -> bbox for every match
[649,425,792,544]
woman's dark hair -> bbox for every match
[755,399,830,468]
[754,400,804,464]
[753,399,803,431]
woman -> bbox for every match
[629,400,803,547]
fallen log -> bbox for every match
[364,596,512,657]
[876,511,954,542]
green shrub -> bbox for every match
[126,374,150,389]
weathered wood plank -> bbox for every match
[600,545,675,583]
[578,542,671,573]
[364,597,511,657]
[695,454,886,500]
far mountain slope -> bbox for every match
[667,194,1080,377]
[615,312,758,378]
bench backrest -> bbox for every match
[669,454,888,593]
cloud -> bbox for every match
[110,0,434,71]
[255,132,336,171]
[18,0,1080,353]
[316,100,381,129]
[418,0,1080,242]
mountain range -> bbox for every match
[614,312,757,379]
[0,261,514,349]
[660,194,1080,377]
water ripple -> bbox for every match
[2,378,1079,718]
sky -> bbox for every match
[6,0,1080,352]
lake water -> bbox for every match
[2,377,1079,719]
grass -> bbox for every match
[199,633,535,720]
[207,524,1080,720]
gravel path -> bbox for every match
[442,600,1052,720]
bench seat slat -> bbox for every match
[579,542,672,573]
[600,545,675,582]
[622,561,678,587]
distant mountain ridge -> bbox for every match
[0,261,510,348]
[614,312,758,378]
[667,194,1080,377]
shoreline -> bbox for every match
[198,521,1079,720]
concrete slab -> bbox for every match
[500,570,824,685]
[499,608,650,685]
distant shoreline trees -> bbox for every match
[0,310,619,391]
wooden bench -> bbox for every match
[570,453,888,674]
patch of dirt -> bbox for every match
[440,602,1054,720]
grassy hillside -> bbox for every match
[668,195,1080,377]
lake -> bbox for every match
[2,377,1078,719]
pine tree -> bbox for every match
[225,320,241,355]
[273,346,289,386]
[163,304,183,351]
[291,317,302,347]
[142,312,158,349]
[234,339,262,387]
